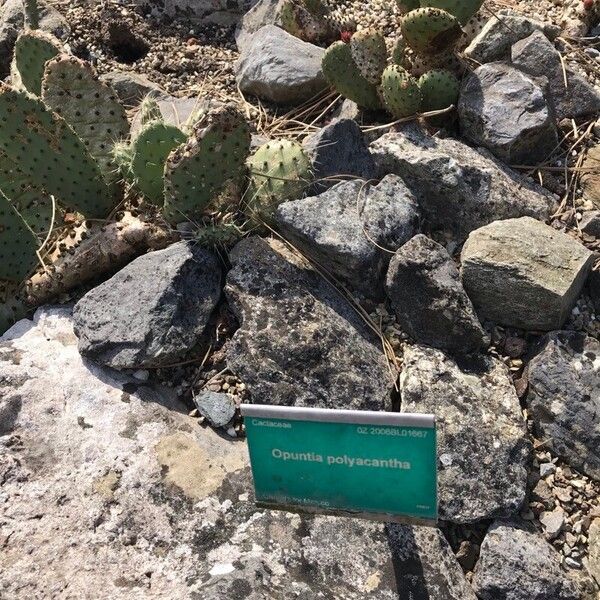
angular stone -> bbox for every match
[473,521,581,600]
[235,25,327,105]
[193,391,236,428]
[581,144,600,208]
[275,176,420,297]
[540,508,565,539]
[225,237,395,410]
[460,217,595,330]
[235,0,283,52]
[464,10,560,63]
[385,235,487,354]
[303,118,376,193]
[459,63,558,164]
[100,71,163,106]
[73,241,222,369]
[512,31,600,120]
[580,210,600,237]
[527,331,600,481]
[370,126,556,241]
[400,345,531,523]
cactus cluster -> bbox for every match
[278,0,336,44]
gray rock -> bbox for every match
[303,118,377,193]
[526,331,600,481]
[99,71,164,106]
[459,63,558,164]
[589,519,600,586]
[0,0,70,77]
[235,0,282,52]
[464,10,560,63]
[193,391,236,428]
[225,237,395,410]
[385,235,487,354]
[460,217,595,330]
[73,242,222,369]
[580,210,600,237]
[512,31,600,120]
[540,508,565,539]
[235,25,327,105]
[369,126,557,241]
[275,176,420,297]
[400,345,531,523]
[472,520,581,600]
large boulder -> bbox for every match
[73,242,222,369]
[472,521,581,600]
[460,217,595,330]
[385,235,487,354]
[400,345,531,523]
[224,237,395,410]
[369,125,556,241]
[511,31,600,120]
[527,332,600,481]
[275,176,420,298]
[459,63,558,164]
[0,306,474,598]
[235,25,327,105]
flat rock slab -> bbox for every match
[224,237,395,410]
[0,307,475,599]
[369,126,556,241]
[73,241,222,369]
[472,521,581,600]
[512,31,600,121]
[385,235,487,354]
[400,345,531,523]
[459,62,557,164]
[527,331,600,481]
[275,176,420,297]
[235,25,327,105]
[461,217,595,330]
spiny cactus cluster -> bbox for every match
[321,0,485,117]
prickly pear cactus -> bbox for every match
[401,7,462,54]
[349,29,387,84]
[113,140,134,180]
[391,37,411,68]
[279,0,333,44]
[130,122,187,205]
[23,0,40,29]
[418,69,459,111]
[163,105,251,225]
[0,192,39,281]
[410,51,463,77]
[421,0,484,25]
[246,139,311,220]
[42,56,129,187]
[0,85,113,218]
[11,30,61,95]
[380,65,422,118]
[396,0,420,13]
[139,96,163,126]
[322,41,381,110]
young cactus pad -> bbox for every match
[12,30,61,95]
[163,105,251,225]
[0,192,39,281]
[138,96,163,126]
[401,7,462,54]
[421,0,484,25]
[42,56,129,186]
[418,69,459,111]
[246,139,311,219]
[381,65,422,118]
[349,29,387,85]
[322,41,380,110]
[130,122,187,205]
[0,85,113,217]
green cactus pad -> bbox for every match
[163,105,251,225]
[411,51,463,76]
[418,69,459,111]
[391,37,410,68]
[0,282,29,335]
[42,56,129,187]
[349,29,387,84]
[246,139,311,220]
[401,7,462,54]
[0,85,113,217]
[138,96,163,126]
[421,0,484,24]
[0,191,39,281]
[381,65,422,118]
[12,30,61,95]
[130,122,187,205]
[396,0,420,12]
[322,41,381,110]
[112,140,134,181]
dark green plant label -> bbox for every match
[242,405,437,525]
